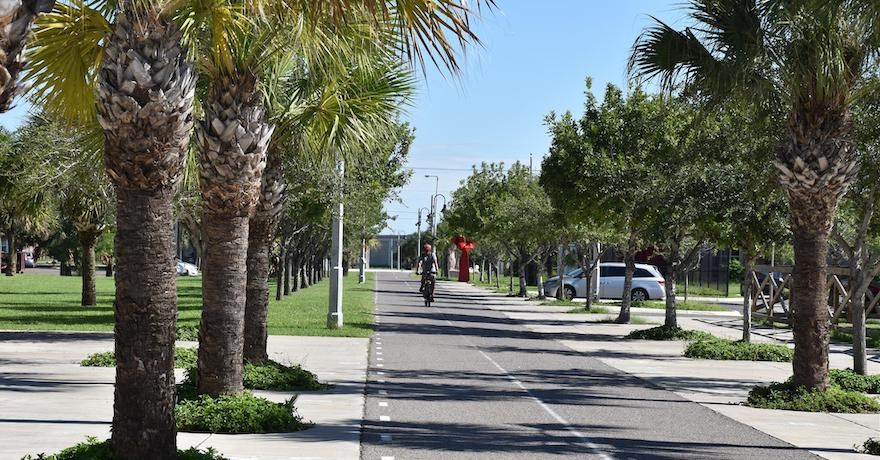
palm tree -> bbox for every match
[244,49,415,362]
[628,0,880,391]
[28,0,492,455]
[0,0,55,112]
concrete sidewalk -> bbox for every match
[461,283,880,460]
[0,331,368,460]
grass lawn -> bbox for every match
[0,273,374,337]
[470,275,537,294]
[597,299,727,312]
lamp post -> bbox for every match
[417,207,430,263]
[327,157,344,329]
[425,175,439,237]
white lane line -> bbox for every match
[379,389,387,395]
[379,402,389,407]
[377,352,383,355]
[381,456,395,460]
[437,313,612,460]
[379,415,391,422]
[475,348,612,459]
[377,358,384,361]
[380,434,392,442]
[378,379,386,383]
[377,371,385,375]
[377,364,384,367]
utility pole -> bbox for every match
[396,233,401,271]
[327,158,344,329]
[425,175,439,240]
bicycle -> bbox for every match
[421,273,435,307]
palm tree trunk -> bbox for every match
[244,148,284,364]
[851,277,868,375]
[0,0,56,113]
[283,252,291,295]
[195,72,272,397]
[275,248,283,301]
[198,212,248,396]
[79,229,98,306]
[112,189,178,459]
[789,227,831,390]
[244,217,271,363]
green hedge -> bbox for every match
[243,360,327,391]
[684,339,793,362]
[176,392,307,433]
[22,436,227,460]
[81,347,198,369]
[747,381,880,413]
[625,325,715,341]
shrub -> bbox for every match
[747,381,880,413]
[243,360,327,391]
[830,369,880,394]
[177,323,200,341]
[625,325,714,341]
[22,436,228,460]
[81,347,198,369]
[79,351,115,367]
[176,392,308,433]
[179,360,326,394]
[684,339,793,362]
[859,438,880,455]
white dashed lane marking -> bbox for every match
[379,402,389,407]
[380,415,391,422]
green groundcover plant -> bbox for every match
[81,347,198,369]
[178,359,327,393]
[747,381,880,413]
[859,438,880,455]
[176,392,308,433]
[22,436,227,459]
[830,369,880,394]
[625,325,714,341]
[684,339,793,362]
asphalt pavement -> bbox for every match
[361,271,819,460]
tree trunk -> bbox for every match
[106,256,114,277]
[664,241,681,329]
[283,252,291,295]
[5,231,15,276]
[243,218,272,364]
[741,249,755,342]
[79,230,99,306]
[616,235,636,324]
[518,255,528,298]
[275,248,283,301]
[495,261,501,290]
[790,227,831,390]
[197,213,248,396]
[851,281,868,375]
[112,189,178,459]
[0,0,55,113]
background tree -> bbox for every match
[629,0,880,391]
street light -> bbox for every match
[417,207,430,263]
[425,175,439,237]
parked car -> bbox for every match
[544,262,666,301]
[176,260,199,276]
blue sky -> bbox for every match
[385,0,688,235]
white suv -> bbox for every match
[544,262,666,301]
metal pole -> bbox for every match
[397,233,401,271]
[327,158,344,329]
[416,211,421,265]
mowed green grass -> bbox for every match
[0,272,374,337]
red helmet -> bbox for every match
[423,243,433,252]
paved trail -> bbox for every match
[361,271,817,460]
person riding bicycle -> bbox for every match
[417,243,439,300]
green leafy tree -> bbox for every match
[629,0,880,391]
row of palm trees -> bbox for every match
[0,0,493,458]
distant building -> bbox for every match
[368,235,401,268]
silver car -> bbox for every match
[544,262,666,301]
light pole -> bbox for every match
[396,232,401,271]
[327,157,344,329]
[425,175,439,237]
[417,207,429,262]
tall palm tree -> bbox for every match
[0,0,54,112]
[28,0,492,455]
[244,45,415,363]
[628,0,880,391]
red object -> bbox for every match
[451,235,476,282]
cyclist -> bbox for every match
[417,243,439,300]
